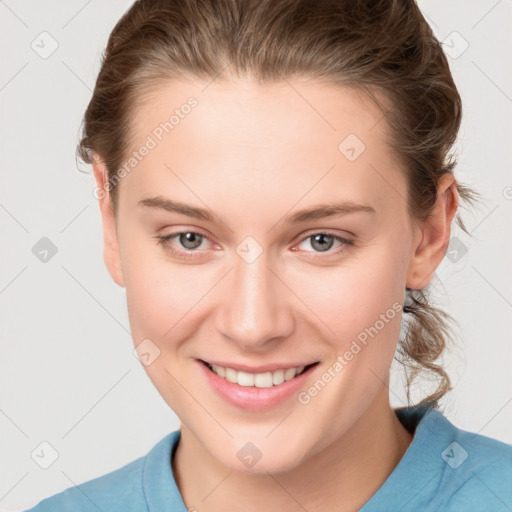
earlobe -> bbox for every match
[406,174,459,290]
[92,158,125,288]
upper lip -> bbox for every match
[199,359,319,373]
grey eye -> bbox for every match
[179,232,203,249]
[310,234,334,252]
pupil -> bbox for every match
[180,232,202,249]
[312,234,333,252]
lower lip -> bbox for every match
[198,361,318,411]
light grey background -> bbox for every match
[1,1,511,510]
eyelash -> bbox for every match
[155,230,355,260]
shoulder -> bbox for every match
[439,414,512,511]
[23,456,146,512]
[362,405,512,512]
[23,432,179,512]
[426,407,512,471]
[419,407,512,511]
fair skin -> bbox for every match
[93,77,457,511]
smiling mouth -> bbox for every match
[201,360,319,388]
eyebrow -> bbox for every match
[138,196,376,223]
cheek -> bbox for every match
[122,253,216,407]
[286,246,406,357]
[122,227,407,358]
[122,245,220,350]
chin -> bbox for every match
[205,432,311,476]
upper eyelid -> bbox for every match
[159,227,214,242]
[294,232,354,251]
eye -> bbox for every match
[156,230,355,261]
[156,230,214,259]
[295,232,354,257]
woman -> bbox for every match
[25,0,512,510]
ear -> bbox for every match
[92,158,125,288]
[406,173,459,290]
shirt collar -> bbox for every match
[142,404,447,511]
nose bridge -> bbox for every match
[216,249,293,348]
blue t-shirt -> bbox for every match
[24,405,512,511]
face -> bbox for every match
[94,77,450,474]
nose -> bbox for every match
[215,251,295,351]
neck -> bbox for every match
[173,390,413,512]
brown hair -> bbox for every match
[77,0,480,408]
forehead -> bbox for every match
[131,77,392,152]
[121,77,405,219]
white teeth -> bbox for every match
[212,364,225,378]
[254,372,273,388]
[272,369,285,385]
[225,367,237,383]
[284,367,297,381]
[209,363,308,388]
[237,371,254,387]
